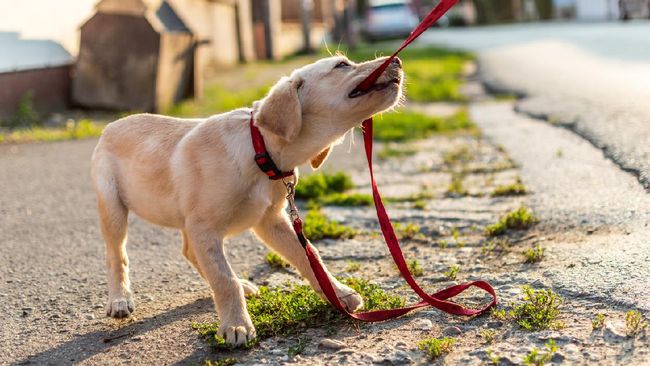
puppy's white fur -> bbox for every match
[91,56,403,345]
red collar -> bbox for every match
[250,112,295,180]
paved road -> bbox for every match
[421,21,650,189]
[471,101,650,312]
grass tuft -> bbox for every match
[195,278,404,349]
[417,337,455,359]
[484,206,538,237]
[523,339,557,366]
[524,244,545,263]
[295,172,354,199]
[203,358,237,366]
[480,329,497,344]
[491,178,527,197]
[511,286,563,331]
[592,313,606,330]
[625,310,647,336]
[393,222,422,240]
[378,144,417,160]
[373,109,476,142]
[1,119,104,144]
[318,192,373,207]
[345,260,361,273]
[444,264,460,280]
[446,173,468,197]
[302,208,357,241]
[265,252,289,269]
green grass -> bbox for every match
[417,337,455,359]
[378,144,418,160]
[523,339,557,366]
[295,172,354,199]
[167,84,270,117]
[511,286,563,331]
[491,178,527,197]
[302,208,357,241]
[481,238,511,256]
[265,252,289,269]
[1,91,39,128]
[194,278,405,349]
[345,260,361,273]
[592,313,606,330]
[625,310,647,335]
[443,145,474,166]
[0,119,104,144]
[412,199,427,210]
[342,46,473,102]
[480,329,497,344]
[484,206,538,237]
[392,222,422,240]
[317,192,373,207]
[203,358,237,366]
[446,173,468,197]
[395,259,424,277]
[444,264,460,280]
[373,109,476,142]
[524,244,545,263]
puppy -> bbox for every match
[91,55,403,345]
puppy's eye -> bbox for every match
[334,61,351,69]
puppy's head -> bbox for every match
[255,55,404,168]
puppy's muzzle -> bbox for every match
[348,58,402,99]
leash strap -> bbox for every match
[293,0,497,320]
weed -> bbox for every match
[343,277,406,311]
[524,244,545,263]
[412,199,426,210]
[288,337,310,357]
[403,259,423,277]
[592,313,606,330]
[481,238,510,255]
[265,252,289,269]
[491,178,527,197]
[523,339,557,366]
[511,286,563,331]
[345,260,361,273]
[555,149,563,158]
[195,278,403,349]
[302,208,357,241]
[480,328,497,343]
[438,240,449,249]
[417,337,455,359]
[1,91,40,128]
[318,192,373,207]
[446,172,468,197]
[393,222,422,240]
[203,358,237,366]
[444,264,460,280]
[295,172,354,199]
[443,145,474,166]
[373,109,476,142]
[486,348,500,365]
[378,144,417,160]
[490,308,508,321]
[1,119,104,143]
[484,206,538,237]
[625,310,647,335]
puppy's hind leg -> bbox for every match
[95,185,134,318]
[181,230,258,295]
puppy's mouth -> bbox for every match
[348,78,400,98]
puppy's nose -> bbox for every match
[391,57,402,68]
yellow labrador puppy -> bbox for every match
[91,55,403,345]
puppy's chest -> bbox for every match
[226,182,285,232]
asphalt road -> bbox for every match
[421,21,650,189]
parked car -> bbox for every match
[362,0,420,41]
[620,0,650,20]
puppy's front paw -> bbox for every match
[335,284,364,312]
[106,297,134,318]
[219,315,256,346]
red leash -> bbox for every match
[252,0,497,320]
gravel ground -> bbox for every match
[2,91,649,364]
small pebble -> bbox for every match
[319,338,346,350]
[413,318,433,331]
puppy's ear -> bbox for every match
[255,77,303,142]
[310,145,332,170]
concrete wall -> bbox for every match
[0,65,71,118]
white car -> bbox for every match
[362,0,420,41]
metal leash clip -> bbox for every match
[283,177,300,222]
